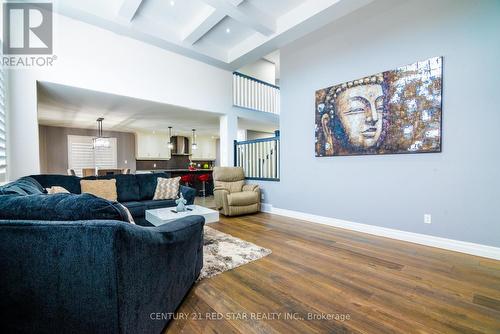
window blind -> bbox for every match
[0,50,6,183]
[67,135,117,177]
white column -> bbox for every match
[219,114,238,167]
[7,73,40,180]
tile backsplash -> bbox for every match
[136,156,214,170]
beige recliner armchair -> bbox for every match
[213,167,261,216]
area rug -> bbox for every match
[198,226,272,280]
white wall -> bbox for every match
[7,13,238,180]
[237,59,276,85]
[246,130,274,141]
[261,0,500,247]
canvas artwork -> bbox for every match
[315,56,442,156]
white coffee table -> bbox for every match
[145,205,219,226]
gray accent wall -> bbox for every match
[260,0,500,247]
[38,125,136,174]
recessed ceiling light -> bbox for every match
[170,0,175,6]
[225,28,231,34]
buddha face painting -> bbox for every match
[315,56,443,157]
[333,83,384,148]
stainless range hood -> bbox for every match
[171,136,190,155]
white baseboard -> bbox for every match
[260,203,273,213]
[260,203,500,261]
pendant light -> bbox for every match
[93,118,110,148]
[167,126,174,149]
[191,129,197,150]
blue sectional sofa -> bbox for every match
[29,173,197,226]
[0,176,204,334]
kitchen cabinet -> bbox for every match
[191,136,217,161]
[136,132,171,160]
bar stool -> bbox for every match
[198,174,211,198]
[181,174,195,187]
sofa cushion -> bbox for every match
[81,179,118,201]
[0,193,129,222]
[227,191,260,206]
[142,199,177,210]
[121,201,147,218]
[135,173,171,200]
[29,174,81,194]
[0,177,46,195]
[92,174,141,202]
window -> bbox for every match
[0,50,6,183]
[68,135,117,177]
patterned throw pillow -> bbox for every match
[153,177,181,200]
[46,186,70,194]
[116,203,136,224]
[80,179,118,202]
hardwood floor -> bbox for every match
[194,196,216,209]
[165,213,500,334]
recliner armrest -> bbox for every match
[213,187,229,211]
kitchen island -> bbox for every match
[136,169,214,196]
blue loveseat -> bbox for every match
[29,173,197,226]
[0,176,204,333]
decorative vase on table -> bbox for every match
[176,193,188,212]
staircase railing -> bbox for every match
[234,134,280,181]
[232,72,280,115]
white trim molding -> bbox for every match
[260,203,273,213]
[260,204,500,261]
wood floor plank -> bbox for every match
[473,294,500,312]
[165,213,500,334]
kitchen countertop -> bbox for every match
[136,169,213,173]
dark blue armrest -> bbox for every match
[0,217,204,334]
[180,185,196,204]
[115,215,204,333]
[150,215,205,241]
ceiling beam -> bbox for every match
[118,0,144,22]
[201,0,276,36]
[183,8,226,45]
[183,0,245,45]
[227,0,244,6]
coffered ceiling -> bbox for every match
[54,0,374,70]
[37,82,279,136]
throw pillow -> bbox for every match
[153,177,180,200]
[116,203,136,224]
[46,186,70,194]
[80,179,118,201]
